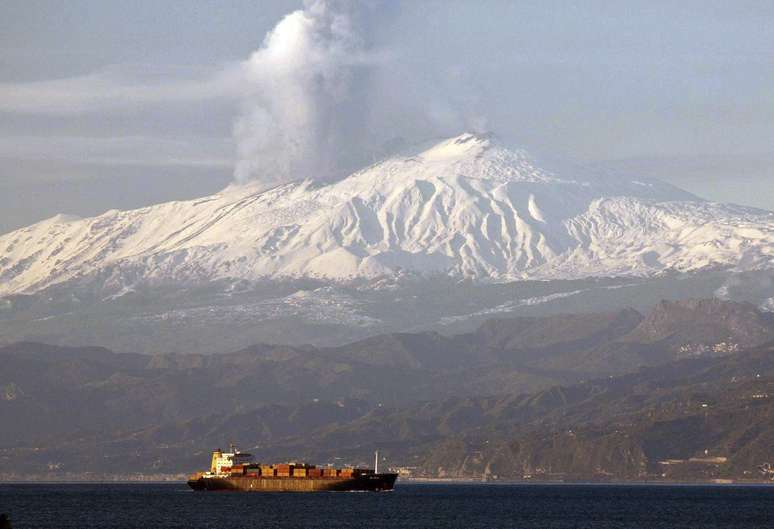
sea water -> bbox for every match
[1,482,774,529]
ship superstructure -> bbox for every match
[206,446,253,477]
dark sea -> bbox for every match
[2,483,774,529]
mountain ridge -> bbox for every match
[2,133,772,296]
[2,298,774,481]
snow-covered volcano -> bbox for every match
[1,133,772,296]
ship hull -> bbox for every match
[188,473,398,492]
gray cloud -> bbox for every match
[0,135,233,169]
[0,64,243,115]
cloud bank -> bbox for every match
[0,64,241,115]
[0,135,233,168]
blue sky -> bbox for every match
[1,0,773,233]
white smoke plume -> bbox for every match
[233,0,378,185]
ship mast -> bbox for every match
[374,450,379,474]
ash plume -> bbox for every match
[233,0,379,185]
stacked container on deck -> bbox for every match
[221,461,372,480]
[276,464,292,477]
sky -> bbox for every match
[1,0,773,234]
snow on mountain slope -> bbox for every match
[1,133,772,296]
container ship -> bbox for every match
[187,446,397,492]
